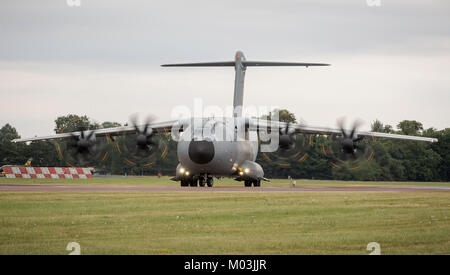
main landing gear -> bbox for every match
[244,179,261,187]
[180,175,261,187]
[181,175,213,187]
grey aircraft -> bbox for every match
[12,51,438,187]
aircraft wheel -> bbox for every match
[199,178,205,187]
[180,179,189,187]
[190,178,198,187]
[253,180,261,187]
[206,177,213,187]
[244,180,252,187]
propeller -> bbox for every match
[58,128,99,165]
[113,114,170,170]
[278,122,296,151]
[337,118,364,158]
[260,119,311,169]
[68,129,96,156]
[131,115,156,153]
[318,118,374,169]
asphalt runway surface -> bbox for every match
[0,184,449,193]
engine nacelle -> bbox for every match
[236,160,264,181]
[278,127,296,151]
[279,133,295,150]
[71,131,96,155]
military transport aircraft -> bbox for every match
[12,51,438,187]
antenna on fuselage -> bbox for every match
[161,51,330,118]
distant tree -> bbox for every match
[101,121,122,129]
[371,119,394,133]
[371,119,384,132]
[422,127,437,137]
[54,114,100,133]
[424,128,450,181]
[397,120,423,136]
[0,124,26,165]
[383,124,394,133]
[0,124,19,143]
[22,141,60,167]
[262,109,297,123]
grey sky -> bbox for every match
[0,0,449,138]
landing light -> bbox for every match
[180,168,185,173]
[185,171,190,176]
[244,168,250,174]
[239,171,244,176]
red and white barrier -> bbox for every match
[0,166,93,179]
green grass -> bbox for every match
[1,176,450,187]
[0,178,449,254]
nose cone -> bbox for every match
[188,140,215,164]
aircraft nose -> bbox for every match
[188,140,215,164]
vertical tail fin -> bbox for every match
[161,51,330,117]
[233,51,246,118]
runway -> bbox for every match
[0,184,449,193]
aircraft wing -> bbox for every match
[11,120,178,143]
[249,119,438,143]
[12,118,439,143]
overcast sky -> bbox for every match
[0,0,449,138]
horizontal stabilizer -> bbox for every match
[243,61,330,67]
[161,51,330,118]
[161,61,330,67]
[161,61,235,67]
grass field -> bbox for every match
[0,177,449,254]
[2,176,450,187]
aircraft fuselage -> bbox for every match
[175,117,264,183]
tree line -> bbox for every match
[0,112,448,181]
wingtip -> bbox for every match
[305,63,331,68]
